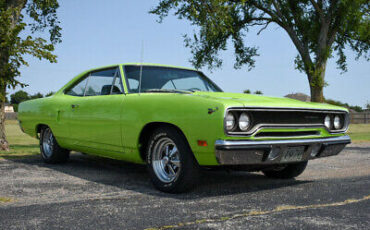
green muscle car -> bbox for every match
[18,63,351,193]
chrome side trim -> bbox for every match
[215,135,351,149]
[226,107,349,113]
[228,123,324,135]
[252,131,321,139]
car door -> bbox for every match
[63,67,125,154]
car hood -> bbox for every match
[192,91,348,111]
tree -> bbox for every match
[10,90,29,105]
[243,89,263,94]
[10,90,29,112]
[45,91,55,97]
[151,0,370,102]
[0,0,61,150]
[325,98,363,112]
[254,90,263,95]
[29,92,43,99]
[10,91,45,112]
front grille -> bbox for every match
[250,111,325,125]
[226,108,348,136]
[254,131,320,138]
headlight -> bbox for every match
[238,112,250,131]
[225,112,236,131]
[324,115,331,129]
[334,115,341,129]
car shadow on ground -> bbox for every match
[4,153,312,199]
[345,146,370,152]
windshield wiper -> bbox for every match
[144,89,191,94]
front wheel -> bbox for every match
[40,127,70,163]
[146,127,199,193]
[262,161,308,179]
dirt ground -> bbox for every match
[0,143,369,230]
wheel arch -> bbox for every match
[138,122,194,162]
[35,123,49,139]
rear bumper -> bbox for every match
[215,135,351,165]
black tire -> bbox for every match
[40,127,70,164]
[262,161,308,179]
[146,126,199,193]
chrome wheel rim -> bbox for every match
[152,137,181,183]
[42,129,54,158]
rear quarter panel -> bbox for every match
[18,96,69,144]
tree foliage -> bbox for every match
[9,90,47,111]
[243,89,263,94]
[45,91,54,97]
[151,0,370,102]
[254,90,263,94]
[0,0,61,149]
[10,89,28,104]
[325,98,363,112]
[29,92,43,99]
[0,0,61,98]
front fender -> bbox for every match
[120,93,241,165]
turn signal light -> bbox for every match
[197,140,208,147]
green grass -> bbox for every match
[347,124,370,143]
[0,121,369,159]
[0,197,14,203]
[0,120,39,159]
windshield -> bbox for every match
[124,65,222,93]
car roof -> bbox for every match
[55,63,200,95]
[85,63,198,73]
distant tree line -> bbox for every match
[9,90,54,112]
[247,89,367,112]
[325,99,366,113]
[243,89,263,95]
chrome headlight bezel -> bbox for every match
[333,115,342,130]
[324,113,348,132]
[238,112,251,131]
[324,115,331,129]
[225,112,236,131]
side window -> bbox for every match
[65,67,123,96]
[161,80,176,90]
[65,77,88,96]
[171,77,208,91]
[85,68,123,96]
[112,75,124,95]
[127,78,139,92]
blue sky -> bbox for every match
[15,0,369,107]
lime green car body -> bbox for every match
[18,63,349,166]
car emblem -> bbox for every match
[208,107,219,114]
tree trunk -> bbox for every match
[0,1,28,151]
[0,84,9,151]
[308,60,327,103]
[310,85,324,103]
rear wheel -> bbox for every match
[146,127,199,193]
[40,127,70,163]
[262,161,308,179]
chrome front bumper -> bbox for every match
[215,136,351,165]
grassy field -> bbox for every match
[1,120,38,158]
[347,124,370,143]
[1,120,369,158]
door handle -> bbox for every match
[71,104,79,109]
